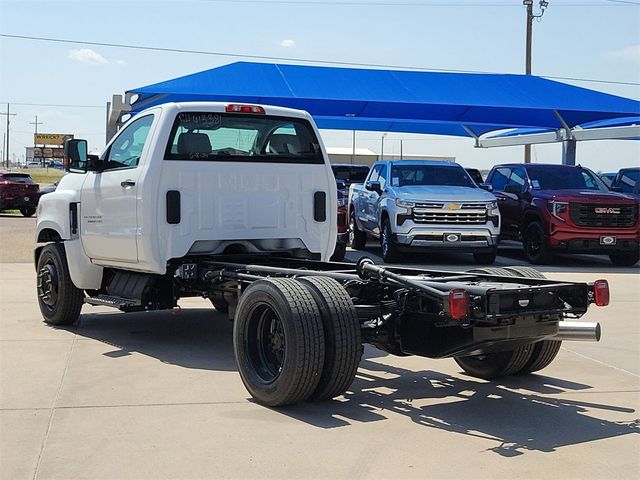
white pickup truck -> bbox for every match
[349,160,501,263]
[34,101,606,407]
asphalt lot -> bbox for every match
[1,214,639,479]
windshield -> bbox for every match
[616,170,638,193]
[332,166,370,184]
[165,112,323,164]
[527,166,608,191]
[2,174,34,184]
[390,165,475,188]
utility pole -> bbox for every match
[351,131,356,164]
[400,139,404,160]
[0,103,16,168]
[523,0,549,163]
[29,116,44,167]
[380,133,387,161]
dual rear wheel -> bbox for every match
[233,276,362,407]
[454,266,562,379]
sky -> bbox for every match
[0,0,639,172]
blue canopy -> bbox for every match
[128,62,640,138]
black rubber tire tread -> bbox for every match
[330,242,347,262]
[523,222,553,265]
[298,276,362,401]
[381,218,402,263]
[349,209,367,250]
[37,243,84,326]
[502,266,547,279]
[454,344,534,380]
[233,278,325,407]
[20,206,36,217]
[609,251,640,267]
[466,267,518,277]
[519,339,562,374]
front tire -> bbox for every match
[233,278,325,407]
[473,247,497,265]
[380,218,402,263]
[609,251,640,267]
[36,243,84,325]
[349,209,367,250]
[523,222,553,264]
[20,206,36,217]
[330,242,347,262]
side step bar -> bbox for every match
[84,294,139,309]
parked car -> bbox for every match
[349,160,500,263]
[610,167,639,199]
[486,163,640,266]
[598,172,617,188]
[39,180,59,196]
[465,168,484,185]
[331,164,370,194]
[0,171,40,216]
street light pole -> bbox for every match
[0,103,16,168]
[523,0,549,164]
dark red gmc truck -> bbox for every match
[0,171,40,217]
[485,164,639,266]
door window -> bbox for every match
[104,114,154,170]
[377,164,388,190]
[490,168,511,191]
[368,164,383,183]
[506,167,527,191]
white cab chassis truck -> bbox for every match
[35,102,606,406]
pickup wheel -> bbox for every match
[330,242,347,262]
[36,243,84,326]
[20,206,36,217]
[609,251,640,267]
[467,267,517,277]
[381,218,402,263]
[473,247,498,265]
[298,276,362,401]
[233,278,325,407]
[499,268,563,374]
[454,345,534,380]
[523,222,553,265]
[349,209,367,250]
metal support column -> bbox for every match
[562,139,577,165]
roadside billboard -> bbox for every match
[34,133,74,146]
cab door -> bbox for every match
[80,114,155,263]
[362,164,384,231]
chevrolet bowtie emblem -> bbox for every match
[446,203,461,210]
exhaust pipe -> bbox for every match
[554,321,601,342]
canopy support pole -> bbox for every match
[562,139,577,165]
[461,125,480,147]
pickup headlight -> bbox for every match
[548,200,569,221]
[395,199,415,209]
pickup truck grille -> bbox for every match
[569,203,638,228]
[412,203,487,224]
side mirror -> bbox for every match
[64,139,88,173]
[336,180,347,190]
[479,183,493,192]
[504,184,524,196]
[365,181,382,195]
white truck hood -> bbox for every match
[392,185,496,203]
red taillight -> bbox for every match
[449,289,469,320]
[226,104,266,114]
[593,279,609,307]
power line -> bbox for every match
[0,102,106,109]
[2,33,638,86]
[198,0,638,5]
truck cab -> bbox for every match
[36,102,337,290]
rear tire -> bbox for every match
[233,278,325,407]
[523,222,553,265]
[381,218,402,263]
[349,209,367,250]
[298,276,362,401]
[20,206,36,217]
[36,243,84,326]
[473,247,497,265]
[454,345,534,379]
[609,251,640,267]
[498,267,563,374]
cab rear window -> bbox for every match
[164,112,324,164]
[1,174,34,183]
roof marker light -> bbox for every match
[449,289,470,320]
[593,279,609,307]
[226,104,266,114]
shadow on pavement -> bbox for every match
[276,357,639,457]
